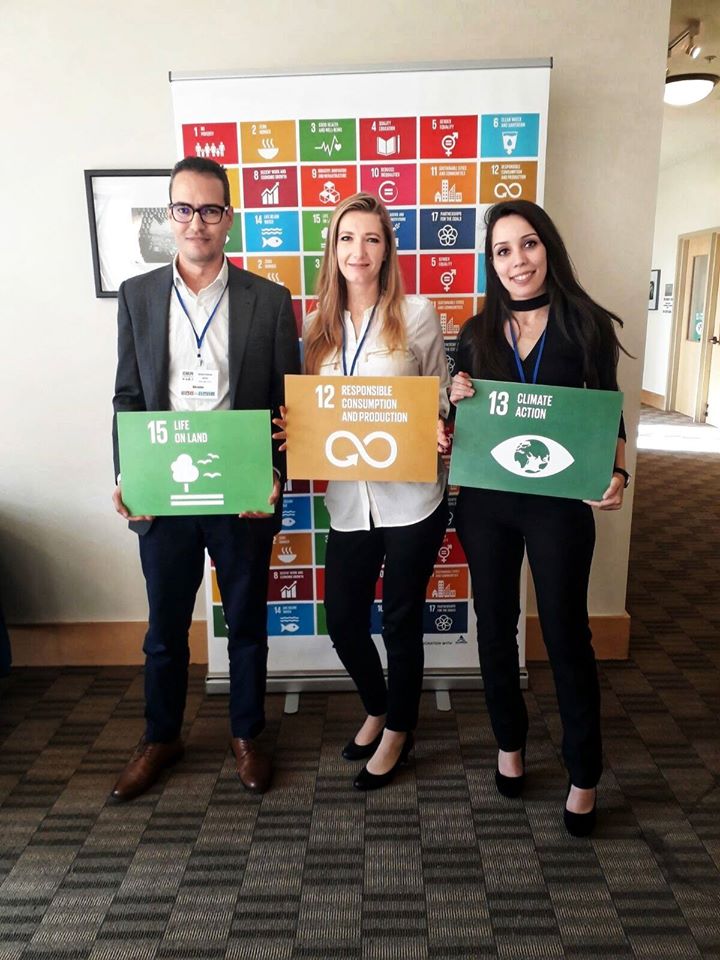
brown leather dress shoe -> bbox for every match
[109,737,184,803]
[230,738,272,794]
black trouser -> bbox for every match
[324,498,448,732]
[456,488,602,788]
[138,514,275,742]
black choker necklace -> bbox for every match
[508,292,550,312]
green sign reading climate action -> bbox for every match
[449,380,623,501]
[117,410,273,516]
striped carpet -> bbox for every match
[0,408,718,959]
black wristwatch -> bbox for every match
[613,466,631,488]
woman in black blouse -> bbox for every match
[450,200,629,837]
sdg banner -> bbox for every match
[117,410,273,515]
[170,60,551,682]
[450,380,623,501]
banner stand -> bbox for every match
[205,670,530,700]
[169,59,550,695]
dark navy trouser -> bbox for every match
[138,514,274,741]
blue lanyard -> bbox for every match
[342,302,378,376]
[509,319,547,385]
[173,281,228,364]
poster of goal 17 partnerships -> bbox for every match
[170,63,550,680]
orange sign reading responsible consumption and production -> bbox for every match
[285,375,440,482]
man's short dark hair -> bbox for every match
[169,157,231,207]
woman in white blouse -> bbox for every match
[284,193,450,790]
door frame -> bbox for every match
[667,228,720,421]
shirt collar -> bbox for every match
[173,255,228,298]
[342,304,376,341]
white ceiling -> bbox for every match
[661,0,720,168]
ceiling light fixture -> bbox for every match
[664,73,719,106]
[665,19,718,105]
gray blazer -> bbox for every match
[112,261,300,533]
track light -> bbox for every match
[668,18,701,58]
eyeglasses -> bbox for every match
[169,203,229,224]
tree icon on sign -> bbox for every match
[171,454,199,492]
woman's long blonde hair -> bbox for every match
[303,192,406,375]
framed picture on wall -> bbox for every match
[84,169,173,298]
[649,268,660,311]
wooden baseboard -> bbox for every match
[8,622,208,666]
[8,613,631,666]
[525,613,630,661]
[641,389,665,410]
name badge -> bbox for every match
[180,367,219,401]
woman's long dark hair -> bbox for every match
[467,200,628,388]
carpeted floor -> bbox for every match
[0,408,718,959]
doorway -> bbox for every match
[667,229,720,422]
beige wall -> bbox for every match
[0,0,669,629]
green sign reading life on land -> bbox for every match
[117,411,273,516]
[449,380,623,501]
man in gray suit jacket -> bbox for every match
[111,157,300,801]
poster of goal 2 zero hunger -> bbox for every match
[170,61,551,677]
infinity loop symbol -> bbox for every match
[325,430,398,469]
[493,182,522,199]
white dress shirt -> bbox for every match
[168,257,230,412]
[308,295,450,531]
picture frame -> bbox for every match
[84,169,173,298]
[648,268,660,311]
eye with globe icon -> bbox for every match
[489,435,575,478]
[513,439,551,474]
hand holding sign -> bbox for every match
[112,484,153,523]
[271,405,288,452]
[240,474,282,519]
[583,471,625,511]
[449,370,475,404]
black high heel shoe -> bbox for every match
[353,733,414,791]
[563,782,597,837]
[341,730,383,761]
[495,746,526,799]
